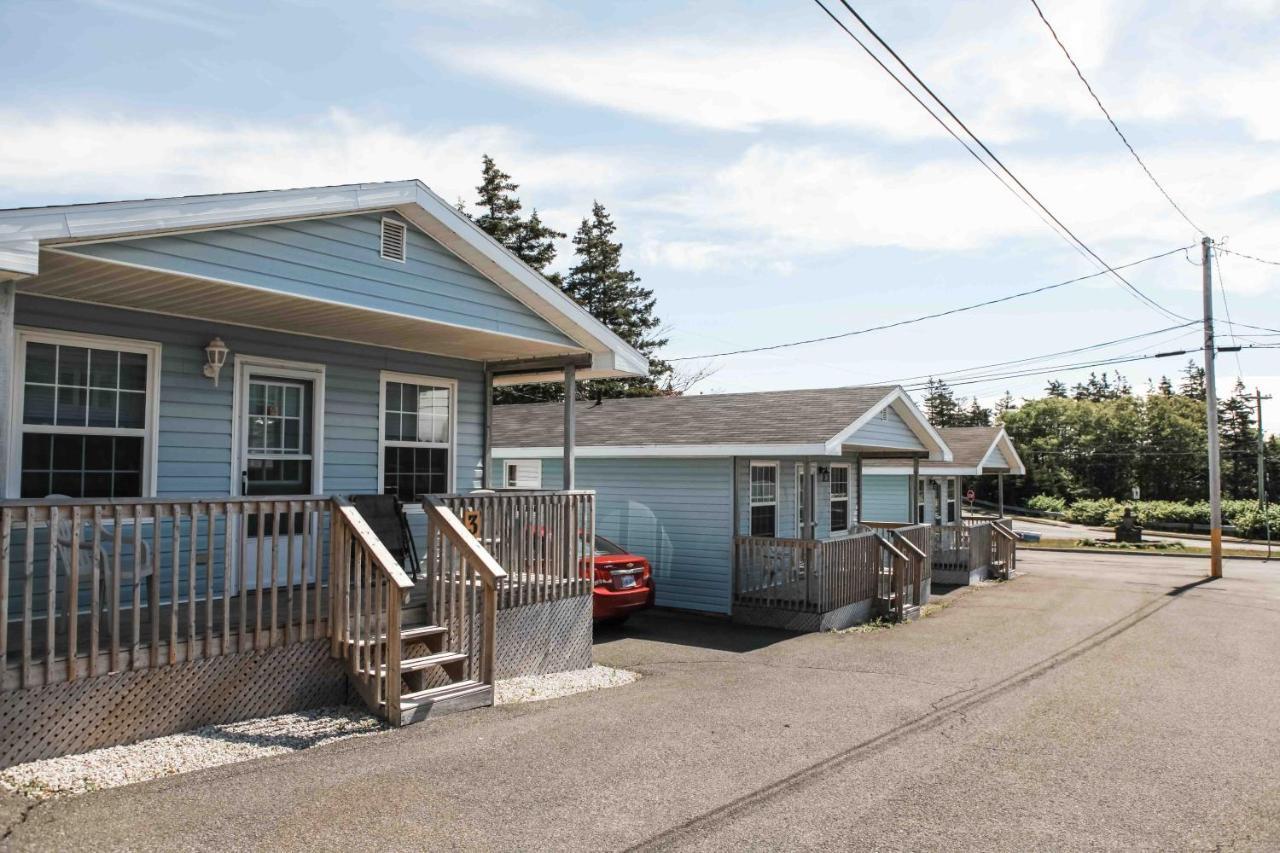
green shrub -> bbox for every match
[1026,495,1067,514]
[1228,506,1280,539]
[1064,498,1119,526]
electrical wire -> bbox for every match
[1217,246,1280,267]
[1028,0,1206,236]
[667,244,1193,361]
[1211,246,1246,377]
[901,347,1204,391]
[820,0,1190,324]
[869,322,1197,386]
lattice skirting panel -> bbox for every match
[495,595,593,679]
[0,640,346,769]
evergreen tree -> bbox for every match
[1046,380,1069,399]
[1179,360,1206,400]
[922,378,964,427]
[562,201,670,397]
[994,391,1017,419]
[510,208,564,282]
[1219,379,1258,499]
[473,155,524,248]
[1157,376,1175,396]
[961,398,992,427]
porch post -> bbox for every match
[998,473,1005,518]
[955,476,963,521]
[481,366,494,489]
[854,454,863,526]
[803,458,813,539]
[910,456,920,524]
[562,364,576,490]
[0,281,14,498]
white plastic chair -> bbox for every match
[50,496,154,623]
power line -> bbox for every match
[1211,246,1246,377]
[902,347,1203,391]
[1217,246,1280,267]
[1027,0,1206,235]
[870,321,1196,386]
[819,0,1190,324]
[668,244,1192,361]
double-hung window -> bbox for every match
[830,464,850,533]
[13,330,158,499]
[380,372,455,501]
[749,462,778,537]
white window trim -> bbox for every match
[829,462,851,534]
[7,327,162,499]
[377,370,458,498]
[230,355,326,497]
[748,460,779,538]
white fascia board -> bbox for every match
[490,350,641,385]
[982,430,1027,475]
[492,443,830,459]
[864,465,982,476]
[0,181,649,379]
[824,387,953,461]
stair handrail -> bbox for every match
[991,521,1017,540]
[422,497,508,688]
[331,496,416,724]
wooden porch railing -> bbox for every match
[329,496,415,724]
[2,496,331,691]
[733,530,889,615]
[440,491,593,609]
[967,522,994,574]
[891,523,933,611]
[992,522,1018,579]
[422,497,507,689]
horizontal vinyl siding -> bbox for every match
[541,457,734,614]
[63,212,575,347]
[15,295,486,497]
[987,444,1010,468]
[850,406,925,450]
[862,474,910,523]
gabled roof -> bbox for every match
[492,386,952,459]
[864,425,1025,475]
[0,180,647,381]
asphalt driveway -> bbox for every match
[5,551,1279,851]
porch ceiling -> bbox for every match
[19,251,593,366]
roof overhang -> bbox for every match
[493,443,835,459]
[980,429,1027,476]
[866,427,1024,476]
[0,181,648,382]
[826,387,952,461]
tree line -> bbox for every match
[923,365,1279,506]
[458,156,670,403]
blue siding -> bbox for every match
[539,457,734,614]
[862,474,910,523]
[850,406,925,450]
[988,444,1009,468]
[64,212,575,347]
[16,295,486,496]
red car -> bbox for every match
[590,535,655,623]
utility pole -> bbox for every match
[1258,389,1272,560]
[1203,237,1224,578]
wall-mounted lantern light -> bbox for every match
[203,337,229,386]
[817,466,830,482]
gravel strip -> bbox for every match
[495,665,639,705]
[0,706,386,801]
[1,667,638,801]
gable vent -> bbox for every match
[380,218,407,262]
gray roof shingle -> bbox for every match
[492,386,900,449]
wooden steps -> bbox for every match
[398,680,493,725]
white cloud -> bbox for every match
[0,110,626,216]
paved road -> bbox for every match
[6,552,1280,851]
[1009,516,1276,553]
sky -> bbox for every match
[3,0,1280,418]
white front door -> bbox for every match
[230,360,324,595]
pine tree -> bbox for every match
[1157,376,1174,396]
[1219,379,1258,499]
[961,398,992,427]
[562,202,670,397]
[922,378,963,427]
[474,155,524,248]
[510,208,564,282]
[1046,380,1069,399]
[994,391,1017,419]
[1179,360,1206,401]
